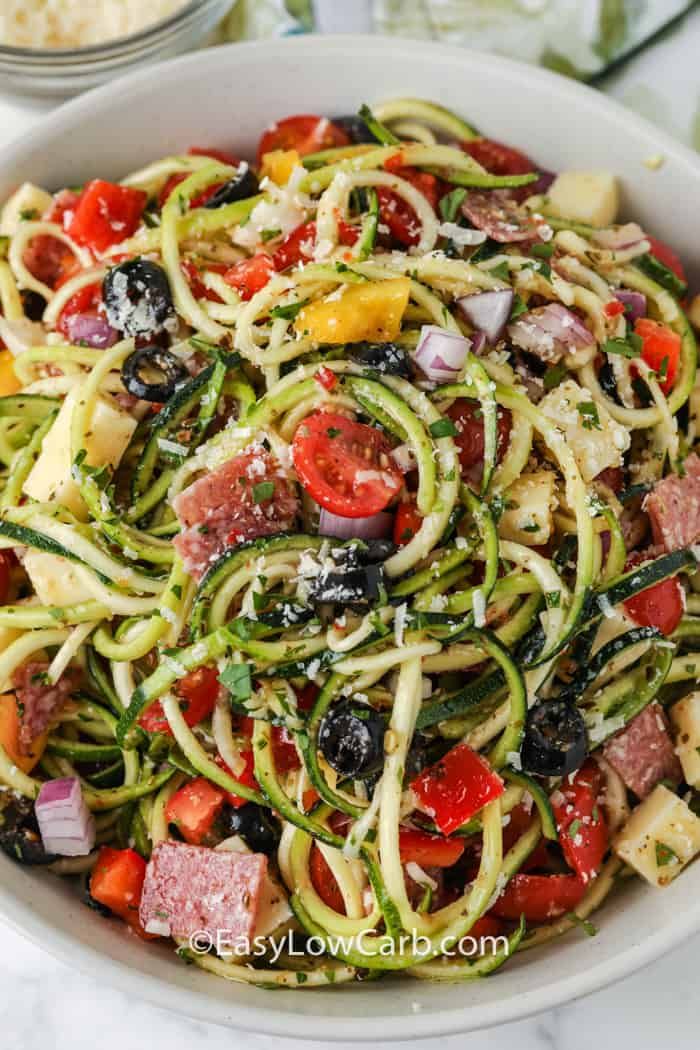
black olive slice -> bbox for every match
[0,793,56,865]
[521,699,588,778]
[222,802,281,855]
[330,115,378,144]
[319,701,385,778]
[347,342,414,377]
[103,259,174,338]
[203,167,260,210]
[121,345,189,402]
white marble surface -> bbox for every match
[2,15,700,1047]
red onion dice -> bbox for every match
[507,303,594,364]
[319,508,393,540]
[615,290,647,323]
[35,776,95,857]
[412,326,471,383]
[62,313,119,349]
[457,289,514,346]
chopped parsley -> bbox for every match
[545,591,561,608]
[270,298,309,321]
[577,401,601,431]
[530,242,554,260]
[488,260,510,283]
[655,841,679,867]
[252,480,275,504]
[543,361,567,390]
[326,426,342,439]
[260,227,282,243]
[509,294,528,321]
[429,418,458,439]
[439,187,467,223]
[218,662,252,702]
[602,332,643,358]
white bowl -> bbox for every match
[1,34,700,1041]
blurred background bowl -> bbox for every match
[0,0,235,98]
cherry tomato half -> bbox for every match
[310,843,346,914]
[257,115,350,165]
[446,399,512,480]
[623,553,683,636]
[646,235,687,286]
[461,138,534,176]
[634,317,681,395]
[292,411,403,518]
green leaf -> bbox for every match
[655,841,679,867]
[509,294,528,321]
[602,337,638,359]
[439,187,467,223]
[429,418,458,439]
[270,299,309,321]
[543,362,567,391]
[218,662,252,702]
[488,260,510,283]
[577,401,601,431]
[260,228,282,243]
[530,242,554,260]
[252,481,275,504]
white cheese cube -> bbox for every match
[0,182,52,236]
[613,784,700,887]
[670,692,700,787]
[22,551,94,607]
[498,471,556,546]
[23,388,136,520]
[539,379,630,483]
[546,171,619,228]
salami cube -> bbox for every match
[173,445,298,579]
[603,702,682,799]
[645,453,700,552]
[139,840,267,948]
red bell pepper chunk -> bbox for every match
[90,846,153,937]
[164,777,225,845]
[394,501,422,546]
[67,180,147,253]
[399,827,465,868]
[604,300,625,318]
[138,667,220,736]
[215,750,258,809]
[181,258,228,303]
[314,365,337,391]
[272,219,359,272]
[551,760,608,884]
[490,872,586,922]
[223,253,275,300]
[634,317,681,395]
[410,743,504,836]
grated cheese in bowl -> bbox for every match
[0,0,190,50]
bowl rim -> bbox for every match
[1,32,700,1040]
[0,0,217,60]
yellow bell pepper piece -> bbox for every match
[0,693,48,774]
[294,278,411,345]
[260,149,301,186]
[0,349,21,396]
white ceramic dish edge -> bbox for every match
[0,35,699,1040]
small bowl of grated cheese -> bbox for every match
[0,0,236,97]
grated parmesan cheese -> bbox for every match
[0,1,189,50]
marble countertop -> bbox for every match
[2,13,700,1047]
